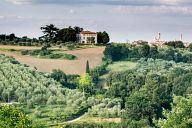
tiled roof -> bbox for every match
[80,31,97,34]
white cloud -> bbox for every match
[5,0,192,6]
[112,5,192,15]
[0,15,32,20]
[69,9,74,14]
[159,0,192,5]
[160,0,182,5]
[6,0,31,5]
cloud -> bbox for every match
[112,5,192,15]
[6,0,31,4]
[159,0,191,5]
[0,15,32,20]
[5,0,192,6]
[69,9,74,14]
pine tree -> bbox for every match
[86,60,90,74]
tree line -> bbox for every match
[41,24,110,45]
[0,24,110,46]
[104,43,192,63]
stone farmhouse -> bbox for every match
[77,31,97,44]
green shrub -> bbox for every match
[29,50,40,56]
[20,49,77,60]
[66,42,76,50]
[62,54,77,60]
[90,62,108,83]
[39,50,51,56]
[0,105,34,128]
[49,53,63,59]
[21,50,29,55]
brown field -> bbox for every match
[0,45,105,75]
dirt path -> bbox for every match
[0,45,42,50]
[67,114,86,123]
[0,46,105,75]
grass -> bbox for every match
[74,114,121,123]
[98,61,138,89]
[18,104,73,126]
[0,48,20,52]
[107,61,137,72]
[45,113,121,127]
[63,44,99,51]
[18,104,121,127]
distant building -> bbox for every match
[179,34,190,48]
[183,42,190,48]
[149,33,167,47]
[77,31,97,44]
[149,33,190,48]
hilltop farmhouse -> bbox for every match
[77,31,97,44]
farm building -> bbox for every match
[77,31,97,44]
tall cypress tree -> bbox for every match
[86,60,90,74]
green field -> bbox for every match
[107,61,137,72]
[98,61,137,89]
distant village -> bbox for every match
[132,33,190,48]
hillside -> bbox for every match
[0,46,105,75]
[2,43,192,127]
[0,54,121,126]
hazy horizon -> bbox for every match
[1,0,192,42]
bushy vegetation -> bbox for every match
[2,41,192,127]
[0,54,122,126]
[104,43,192,63]
[0,34,41,46]
[0,57,65,106]
[104,58,192,126]
[164,41,185,48]
[157,95,192,128]
[21,49,77,60]
[87,98,121,118]
[0,54,20,64]
[50,69,80,89]
[90,62,108,83]
[0,105,33,128]
[21,90,88,124]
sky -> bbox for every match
[1,0,192,42]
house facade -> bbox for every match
[77,31,97,44]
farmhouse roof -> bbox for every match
[80,31,97,34]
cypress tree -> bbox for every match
[86,60,90,74]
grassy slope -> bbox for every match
[72,114,121,123]
[107,61,137,72]
[0,54,121,127]
[98,61,137,89]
